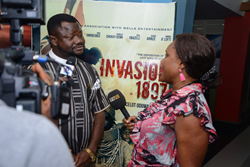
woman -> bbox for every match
[123,33,222,167]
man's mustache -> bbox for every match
[72,44,84,50]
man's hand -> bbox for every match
[74,150,91,167]
[72,153,77,162]
[74,111,105,166]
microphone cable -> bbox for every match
[58,62,84,126]
[54,64,61,83]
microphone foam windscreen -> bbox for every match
[108,89,126,110]
[66,56,76,65]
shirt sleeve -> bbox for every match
[92,67,110,114]
[162,91,218,143]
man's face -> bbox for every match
[56,21,85,58]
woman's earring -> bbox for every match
[179,69,186,81]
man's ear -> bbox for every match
[49,35,57,47]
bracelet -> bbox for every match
[83,148,96,162]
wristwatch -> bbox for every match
[83,148,96,162]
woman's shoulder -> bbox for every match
[174,83,206,97]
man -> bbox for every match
[0,63,75,167]
[41,13,109,167]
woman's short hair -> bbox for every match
[175,33,222,88]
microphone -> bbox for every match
[33,55,56,63]
[108,89,130,119]
[60,56,75,77]
[50,57,76,119]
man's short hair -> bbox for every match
[47,13,80,36]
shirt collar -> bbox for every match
[161,83,206,99]
[49,49,67,66]
[173,83,205,97]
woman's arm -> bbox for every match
[175,114,209,167]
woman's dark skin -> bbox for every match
[123,40,209,167]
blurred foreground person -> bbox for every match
[123,33,222,167]
[0,63,74,167]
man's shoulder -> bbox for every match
[77,57,89,66]
[77,57,97,72]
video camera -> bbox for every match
[0,0,70,119]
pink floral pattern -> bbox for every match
[128,83,217,167]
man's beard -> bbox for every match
[58,43,83,57]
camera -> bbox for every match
[0,0,70,119]
[0,50,47,114]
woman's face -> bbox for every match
[159,41,181,84]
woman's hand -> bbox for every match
[122,116,138,132]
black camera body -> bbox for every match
[51,83,71,119]
[0,50,46,114]
[0,0,45,25]
[0,48,71,119]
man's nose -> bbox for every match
[74,36,83,44]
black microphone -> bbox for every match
[108,89,130,119]
[60,57,76,87]
[66,56,76,65]
[33,55,56,63]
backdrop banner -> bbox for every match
[82,1,175,121]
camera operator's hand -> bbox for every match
[31,63,53,86]
[31,63,58,125]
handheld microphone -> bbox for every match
[60,56,75,77]
[33,55,56,63]
[108,89,130,119]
